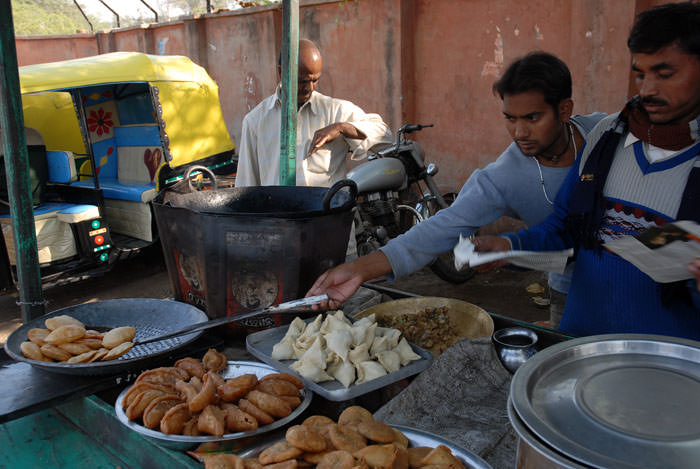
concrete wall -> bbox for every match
[15,0,669,193]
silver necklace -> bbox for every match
[534,123,577,205]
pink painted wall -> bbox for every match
[14,0,668,193]
[407,0,639,185]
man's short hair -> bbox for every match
[628,2,700,58]
[492,52,572,110]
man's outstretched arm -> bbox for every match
[306,250,392,310]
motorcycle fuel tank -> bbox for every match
[347,157,406,193]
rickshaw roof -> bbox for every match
[20,52,214,94]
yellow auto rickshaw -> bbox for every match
[0,51,235,289]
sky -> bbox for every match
[77,1,262,23]
[78,0,186,23]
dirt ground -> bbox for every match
[0,246,549,345]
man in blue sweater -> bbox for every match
[472,3,700,340]
[307,52,605,320]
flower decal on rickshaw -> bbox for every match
[87,108,115,136]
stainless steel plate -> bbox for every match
[237,424,491,469]
[114,360,312,450]
[511,334,700,469]
[4,298,208,375]
[246,319,432,402]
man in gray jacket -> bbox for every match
[308,52,606,324]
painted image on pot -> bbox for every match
[635,224,693,250]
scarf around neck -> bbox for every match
[625,95,700,150]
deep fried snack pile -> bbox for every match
[203,405,467,469]
[377,307,460,354]
[122,349,304,437]
[19,314,135,363]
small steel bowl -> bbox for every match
[492,327,538,374]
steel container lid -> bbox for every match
[510,334,700,469]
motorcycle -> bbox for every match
[347,124,474,284]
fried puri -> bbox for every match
[353,444,408,469]
[189,375,203,392]
[202,348,228,372]
[260,372,304,389]
[303,415,335,430]
[44,324,86,345]
[302,450,335,465]
[419,445,464,469]
[21,341,48,361]
[189,371,219,412]
[204,454,245,469]
[198,404,226,436]
[391,429,409,450]
[338,406,374,427]
[221,403,259,432]
[303,415,334,443]
[278,395,302,408]
[143,395,184,429]
[74,337,104,349]
[126,389,172,420]
[182,415,201,436]
[258,441,304,465]
[246,390,292,418]
[219,373,258,402]
[286,425,327,453]
[45,315,84,331]
[207,369,226,388]
[40,343,72,361]
[175,357,205,379]
[160,402,191,434]
[123,382,175,408]
[102,326,136,349]
[263,460,298,469]
[27,328,49,346]
[67,350,98,363]
[58,342,92,355]
[243,459,264,469]
[135,367,187,387]
[239,398,275,425]
[103,341,133,360]
[317,450,356,469]
[176,378,199,402]
[88,348,109,362]
[84,329,104,339]
[329,424,368,452]
[357,420,395,444]
[255,378,301,397]
[406,448,431,469]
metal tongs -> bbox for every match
[134,294,328,346]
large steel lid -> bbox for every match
[510,334,700,469]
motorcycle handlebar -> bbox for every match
[399,123,434,135]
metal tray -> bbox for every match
[114,360,312,450]
[510,334,700,469]
[246,319,433,402]
[4,298,208,375]
[237,424,491,469]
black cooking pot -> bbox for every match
[153,176,357,335]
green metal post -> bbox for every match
[279,0,299,186]
[0,1,45,322]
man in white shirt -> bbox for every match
[235,38,392,188]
